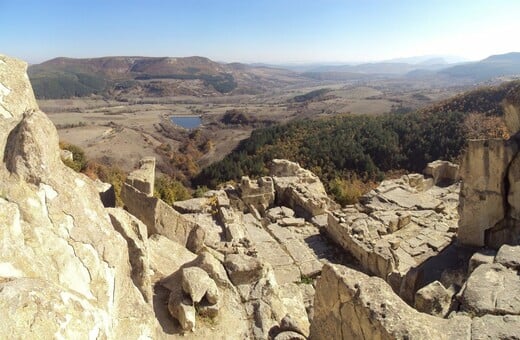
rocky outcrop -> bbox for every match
[457,100,520,248]
[325,171,459,303]
[414,280,452,317]
[311,264,471,339]
[271,159,338,219]
[458,139,518,247]
[0,54,156,338]
[460,244,520,318]
[423,160,459,186]
[126,157,155,196]
[93,179,116,207]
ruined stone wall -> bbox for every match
[324,173,459,303]
[121,163,197,246]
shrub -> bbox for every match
[154,176,191,205]
[328,177,365,206]
[60,142,88,172]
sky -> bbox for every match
[1,0,520,64]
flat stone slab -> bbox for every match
[381,187,442,210]
[254,242,294,267]
[273,264,301,284]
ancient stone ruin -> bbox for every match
[1,54,520,339]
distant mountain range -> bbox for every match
[28,52,520,99]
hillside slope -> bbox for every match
[28,56,303,99]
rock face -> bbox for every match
[311,264,471,340]
[0,55,155,338]
[458,138,518,247]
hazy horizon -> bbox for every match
[2,0,520,64]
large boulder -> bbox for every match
[310,264,471,340]
[414,281,452,317]
[270,159,336,219]
[423,160,459,186]
[0,55,156,338]
[460,263,520,316]
[224,253,266,286]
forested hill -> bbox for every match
[193,80,520,202]
[193,111,466,197]
[421,80,520,116]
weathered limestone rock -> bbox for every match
[271,159,337,219]
[181,266,218,304]
[311,264,471,340]
[126,157,155,196]
[468,249,496,274]
[239,176,275,214]
[325,172,459,303]
[121,177,197,245]
[107,208,152,303]
[93,179,116,207]
[458,139,518,247]
[508,152,520,221]
[224,253,266,286]
[278,285,311,337]
[503,99,520,134]
[186,225,206,254]
[267,206,296,221]
[148,234,196,282]
[414,281,452,317]
[59,148,73,161]
[424,160,460,186]
[168,285,196,332]
[173,197,211,214]
[279,314,307,337]
[460,263,520,316]
[495,244,520,270]
[0,55,155,338]
[274,331,306,340]
[471,314,520,340]
[244,218,301,284]
[0,278,113,339]
[0,54,39,120]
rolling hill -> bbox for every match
[439,52,520,81]
[28,56,304,99]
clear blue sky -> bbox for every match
[1,0,519,64]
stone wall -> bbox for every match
[121,161,197,246]
[324,172,459,303]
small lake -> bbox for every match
[170,116,202,129]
